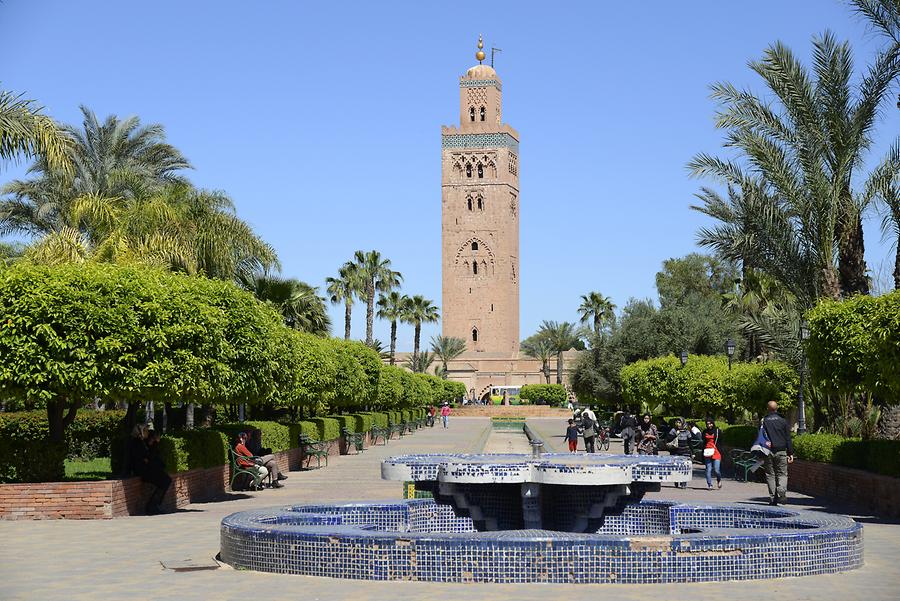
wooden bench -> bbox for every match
[370,425,389,445]
[299,434,330,469]
[228,447,267,490]
[342,428,365,454]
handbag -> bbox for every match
[703,447,715,458]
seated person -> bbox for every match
[247,428,287,481]
[235,431,283,488]
[127,424,172,514]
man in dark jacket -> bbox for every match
[762,401,794,505]
[619,410,638,455]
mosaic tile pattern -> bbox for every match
[441,133,519,152]
[460,78,502,90]
[220,498,863,583]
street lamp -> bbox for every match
[726,338,735,370]
[797,319,810,434]
[680,350,688,367]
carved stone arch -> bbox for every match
[453,236,495,264]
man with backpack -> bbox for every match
[580,407,598,453]
[619,410,638,455]
[762,401,794,505]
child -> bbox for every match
[564,419,579,452]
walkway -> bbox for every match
[1,417,898,600]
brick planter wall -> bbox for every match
[0,447,303,520]
[454,405,570,418]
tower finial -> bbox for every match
[476,34,485,64]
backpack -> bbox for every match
[581,415,595,437]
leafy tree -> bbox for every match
[577,292,616,336]
[402,294,439,357]
[376,365,405,410]
[431,335,466,378]
[241,272,330,336]
[0,89,72,175]
[328,339,370,412]
[538,320,581,384]
[377,290,408,365]
[352,250,401,345]
[521,331,554,383]
[690,31,900,298]
[519,384,568,406]
[326,261,360,340]
[405,350,435,374]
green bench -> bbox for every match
[299,434,330,469]
[730,449,760,481]
[370,425,389,445]
[342,427,365,454]
[389,422,407,438]
[228,447,267,490]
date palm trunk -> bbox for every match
[414,323,422,357]
[894,242,900,291]
[837,203,870,296]
[556,352,564,385]
[365,282,375,345]
[389,320,397,365]
[343,299,352,340]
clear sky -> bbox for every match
[2,1,898,351]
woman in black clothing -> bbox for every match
[636,413,659,455]
[127,424,172,515]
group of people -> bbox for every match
[429,403,452,428]
[563,406,604,453]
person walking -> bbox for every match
[665,418,692,488]
[702,418,723,490]
[762,400,794,505]
[636,413,658,455]
[580,410,597,453]
[440,403,451,428]
[619,410,638,455]
[564,419,579,452]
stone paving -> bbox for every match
[2,416,899,600]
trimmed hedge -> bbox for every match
[719,425,757,449]
[216,421,291,453]
[368,412,388,429]
[307,417,341,441]
[348,413,374,433]
[519,384,568,406]
[287,421,321,444]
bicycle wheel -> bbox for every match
[601,437,610,451]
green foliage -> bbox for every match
[398,371,431,408]
[328,339,370,412]
[807,291,900,402]
[718,425,757,449]
[328,414,356,434]
[620,355,797,417]
[443,380,467,402]
[368,412,388,428]
[348,413,373,433]
[307,417,341,441]
[216,421,291,453]
[519,384,568,406]
[376,365,404,410]
[288,421,321,444]
[343,341,381,406]
[387,411,402,426]
[418,373,445,403]
[63,457,112,481]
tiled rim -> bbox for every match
[220,499,863,583]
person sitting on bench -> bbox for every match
[235,431,283,489]
[127,423,172,514]
[247,428,287,482]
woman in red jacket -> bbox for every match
[702,418,722,490]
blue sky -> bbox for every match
[2,1,898,351]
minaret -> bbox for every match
[441,36,520,356]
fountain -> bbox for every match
[220,433,862,583]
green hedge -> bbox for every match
[307,417,341,441]
[327,415,357,434]
[387,411,402,426]
[155,429,230,473]
[519,384,568,406]
[287,420,321,444]
[216,421,291,453]
[719,425,757,449]
[347,413,373,433]
[368,412,388,429]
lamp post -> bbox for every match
[726,338,735,370]
[680,350,688,368]
[797,319,810,435]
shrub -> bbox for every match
[216,421,292,453]
[307,417,341,441]
[865,440,900,478]
[376,366,404,410]
[387,411,402,426]
[368,412,388,428]
[718,425,757,449]
[328,339,371,412]
[327,414,357,434]
[288,421,321,444]
[519,384,568,406]
[348,413,373,433]
[443,380,467,402]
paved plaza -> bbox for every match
[2,417,899,600]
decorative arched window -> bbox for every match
[472,328,478,342]
[476,197,483,210]
[471,241,478,251]
[480,106,486,121]
[466,163,472,178]
[473,261,478,275]
[469,107,475,122]
[477,163,483,178]
[467,198,473,211]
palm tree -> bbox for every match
[868,142,900,288]
[405,350,435,374]
[851,0,900,43]
[353,250,402,345]
[326,262,361,340]
[242,272,331,336]
[577,292,616,336]
[431,335,466,379]
[0,89,72,175]
[401,295,440,358]
[377,291,408,364]
[521,332,554,384]
[689,31,900,298]
[538,321,581,384]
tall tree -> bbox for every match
[431,335,466,379]
[241,273,331,336]
[402,295,440,358]
[404,350,435,374]
[851,0,900,43]
[377,291,408,365]
[538,320,581,384]
[690,31,900,298]
[577,291,616,336]
[353,250,402,345]
[0,89,72,175]
[520,332,554,384]
[326,262,360,340]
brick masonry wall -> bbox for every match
[0,447,305,521]
[454,405,570,418]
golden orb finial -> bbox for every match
[475,34,485,63]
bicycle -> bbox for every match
[597,426,611,451]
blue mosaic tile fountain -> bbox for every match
[219,449,863,583]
